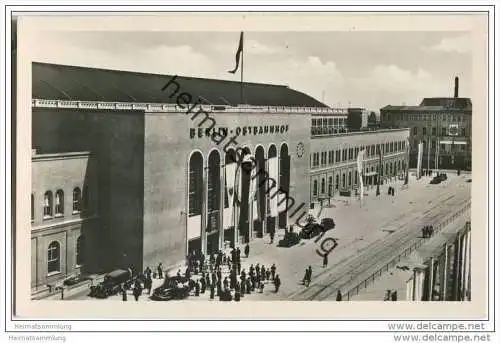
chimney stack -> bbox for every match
[454,76,459,98]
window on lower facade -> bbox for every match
[313,180,318,196]
[43,191,53,218]
[47,241,60,274]
[72,187,82,213]
[55,190,64,216]
[321,178,325,194]
[441,128,447,136]
[432,127,437,135]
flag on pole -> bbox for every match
[225,162,237,226]
[228,32,244,74]
[268,156,279,217]
[357,148,365,200]
[416,141,424,179]
[404,139,410,185]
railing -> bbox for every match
[344,200,471,300]
[32,99,347,115]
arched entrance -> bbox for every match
[187,151,203,256]
[254,146,266,238]
[206,150,221,254]
[278,143,290,230]
[267,145,278,235]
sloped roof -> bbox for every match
[32,62,328,108]
[419,97,472,109]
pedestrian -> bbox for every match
[185,267,191,279]
[270,230,275,244]
[144,275,152,295]
[246,278,252,294]
[210,284,215,300]
[274,275,281,293]
[256,263,261,279]
[241,269,246,282]
[217,267,222,281]
[323,254,328,268]
[177,269,181,278]
[271,264,276,280]
[391,291,398,301]
[144,266,152,279]
[241,278,246,297]
[336,290,342,301]
[121,284,128,301]
[302,268,309,285]
[195,280,200,296]
[235,282,241,302]
[307,266,312,286]
[133,280,142,301]
[260,265,266,280]
[384,290,391,301]
[249,264,254,276]
[266,269,271,281]
[200,252,205,272]
[223,277,229,290]
[259,281,264,293]
[200,274,206,294]
[236,247,241,263]
[157,263,163,279]
[244,243,250,258]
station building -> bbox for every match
[30,62,410,293]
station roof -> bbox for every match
[32,62,328,108]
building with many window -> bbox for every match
[380,77,472,170]
[30,62,411,295]
[31,150,98,293]
[310,128,410,203]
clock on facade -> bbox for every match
[296,142,305,158]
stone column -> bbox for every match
[452,234,462,301]
[427,258,435,301]
[412,268,418,301]
[461,228,470,301]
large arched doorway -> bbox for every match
[207,150,221,254]
[267,145,278,235]
[254,146,266,238]
[187,151,203,256]
[278,144,290,229]
[224,149,238,247]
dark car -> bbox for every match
[150,276,193,301]
[320,218,335,231]
[89,269,134,299]
[63,274,90,287]
[430,177,441,184]
[278,231,301,247]
[299,222,325,239]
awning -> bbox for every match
[440,140,468,145]
[365,171,378,176]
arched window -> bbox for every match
[31,194,34,221]
[335,174,339,190]
[390,163,393,175]
[348,171,352,187]
[76,236,85,266]
[188,152,203,217]
[55,190,64,216]
[73,187,82,213]
[43,191,53,218]
[342,173,346,188]
[47,241,60,274]
[321,178,325,194]
[313,180,318,196]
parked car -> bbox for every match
[63,274,90,287]
[150,276,193,301]
[430,177,442,184]
[299,222,325,239]
[278,231,301,247]
[89,269,134,299]
[320,218,336,231]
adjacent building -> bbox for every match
[380,77,472,170]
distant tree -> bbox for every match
[346,109,362,131]
[368,111,378,124]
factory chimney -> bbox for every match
[454,76,459,98]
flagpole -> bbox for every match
[240,33,244,105]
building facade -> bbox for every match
[31,151,99,292]
[30,62,412,293]
[310,129,410,203]
[380,77,472,171]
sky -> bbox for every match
[28,30,472,111]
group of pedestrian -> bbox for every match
[121,266,154,302]
[384,289,398,301]
[422,225,435,238]
[422,169,433,177]
[387,186,395,196]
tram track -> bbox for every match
[289,195,470,300]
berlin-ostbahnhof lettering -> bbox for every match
[190,124,289,139]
